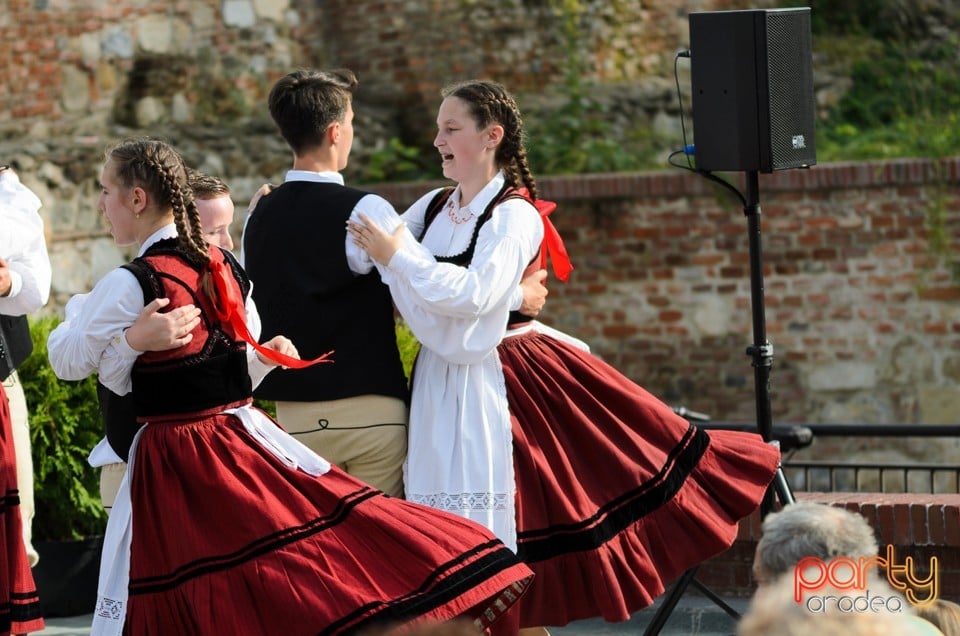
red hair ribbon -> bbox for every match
[207,259,333,369]
[514,189,573,283]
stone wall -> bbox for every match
[0,0,331,139]
[0,0,769,143]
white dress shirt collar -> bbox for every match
[449,171,506,216]
[284,170,345,186]
[138,224,178,257]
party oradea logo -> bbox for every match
[793,545,938,613]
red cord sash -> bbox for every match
[208,259,333,369]
[513,188,573,283]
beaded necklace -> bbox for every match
[446,198,476,224]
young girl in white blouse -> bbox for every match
[351,80,782,634]
[47,138,531,635]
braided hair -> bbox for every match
[106,138,217,301]
[441,80,539,201]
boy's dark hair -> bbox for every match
[186,168,231,200]
[268,68,358,155]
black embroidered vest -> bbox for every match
[126,241,253,416]
[99,241,252,460]
[420,184,539,326]
[0,314,31,381]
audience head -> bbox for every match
[916,599,960,635]
[738,573,941,636]
[187,169,234,250]
[753,502,879,587]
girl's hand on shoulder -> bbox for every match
[348,213,405,266]
[125,298,201,352]
[247,183,275,214]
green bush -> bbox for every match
[359,137,438,184]
[20,315,107,541]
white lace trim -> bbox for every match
[408,491,511,512]
[95,597,125,622]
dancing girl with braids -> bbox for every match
[350,80,781,633]
[47,138,532,635]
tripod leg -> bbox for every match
[773,466,795,506]
[643,567,699,636]
[690,578,742,620]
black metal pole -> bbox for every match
[743,171,795,513]
[744,171,773,442]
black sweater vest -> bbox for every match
[0,314,32,381]
[243,181,409,403]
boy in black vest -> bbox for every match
[242,69,546,497]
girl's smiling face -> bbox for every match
[433,96,498,187]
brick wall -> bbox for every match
[371,157,960,429]
[698,492,960,601]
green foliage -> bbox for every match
[19,315,107,541]
[809,19,960,279]
[815,21,960,163]
[253,398,277,419]
[395,319,421,381]
[805,0,898,37]
[359,137,438,184]
[524,0,656,174]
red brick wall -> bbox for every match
[371,157,960,425]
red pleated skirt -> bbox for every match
[123,408,532,635]
[0,382,44,636]
[498,330,780,627]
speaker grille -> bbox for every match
[764,10,817,170]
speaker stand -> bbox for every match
[742,170,795,513]
[642,171,794,636]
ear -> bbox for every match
[487,124,505,149]
[130,185,149,216]
[327,121,341,145]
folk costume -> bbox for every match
[1,167,52,571]
[0,167,46,635]
[241,170,411,497]
[0,382,44,636]
[47,225,532,636]
[370,172,781,627]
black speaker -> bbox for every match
[689,7,816,173]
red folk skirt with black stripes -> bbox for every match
[497,329,780,627]
[123,407,531,635]
[0,381,43,636]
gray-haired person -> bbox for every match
[752,501,880,586]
